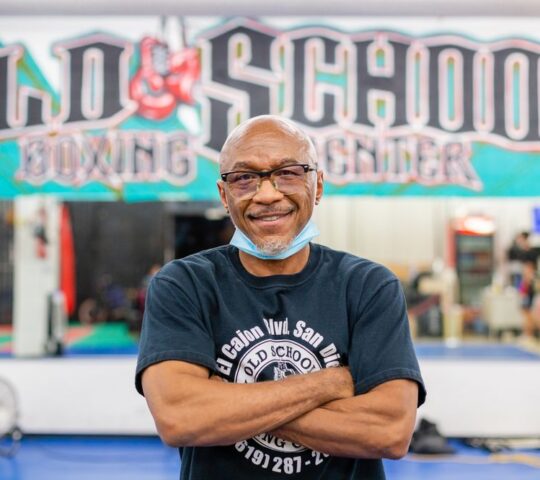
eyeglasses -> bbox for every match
[220,164,317,200]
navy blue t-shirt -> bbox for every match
[136,243,426,480]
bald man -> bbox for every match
[136,115,426,479]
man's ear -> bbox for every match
[315,171,324,205]
[217,180,229,212]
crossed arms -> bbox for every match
[141,360,419,459]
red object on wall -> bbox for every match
[130,36,201,120]
[60,205,76,316]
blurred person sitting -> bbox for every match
[519,260,540,338]
[507,231,536,289]
[79,273,138,326]
[136,264,162,315]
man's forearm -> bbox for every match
[270,380,418,459]
[143,362,353,448]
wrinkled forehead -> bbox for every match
[219,116,316,171]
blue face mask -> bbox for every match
[230,219,320,260]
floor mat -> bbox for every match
[1,437,538,480]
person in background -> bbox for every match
[136,264,162,315]
[507,231,535,289]
[129,264,162,333]
[520,260,540,338]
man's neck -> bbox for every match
[238,245,311,277]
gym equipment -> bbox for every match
[0,376,22,457]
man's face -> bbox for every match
[217,120,323,255]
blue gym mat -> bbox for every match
[414,343,540,361]
[1,436,539,480]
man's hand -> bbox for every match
[142,362,354,448]
[270,379,419,459]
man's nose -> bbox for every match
[252,177,283,203]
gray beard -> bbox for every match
[256,237,293,256]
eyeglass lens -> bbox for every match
[226,165,309,198]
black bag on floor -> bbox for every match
[409,418,456,454]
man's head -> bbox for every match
[518,231,531,249]
[217,115,323,256]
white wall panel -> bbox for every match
[314,197,437,269]
[13,196,60,357]
[315,197,540,277]
[1,356,538,437]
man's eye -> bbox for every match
[230,172,257,183]
[275,167,303,177]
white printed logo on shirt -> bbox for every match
[216,318,342,474]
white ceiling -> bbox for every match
[1,0,540,16]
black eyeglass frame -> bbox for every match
[220,163,317,184]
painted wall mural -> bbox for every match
[1,16,540,200]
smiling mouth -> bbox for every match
[255,214,288,222]
[248,211,293,222]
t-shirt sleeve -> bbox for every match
[348,276,426,406]
[135,271,216,395]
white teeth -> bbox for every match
[250,212,291,221]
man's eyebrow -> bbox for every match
[228,161,252,170]
[228,158,301,171]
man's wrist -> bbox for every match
[315,367,354,402]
